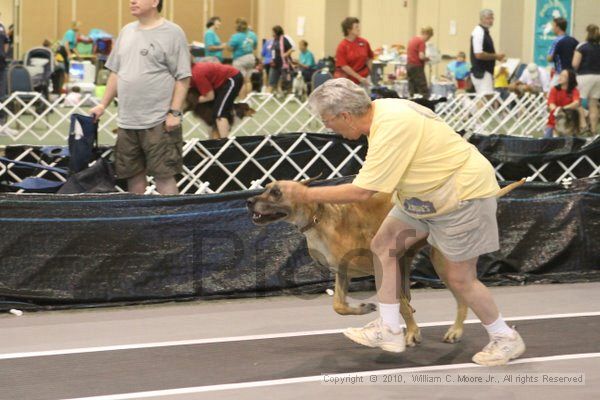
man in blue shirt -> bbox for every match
[204,16,224,61]
[547,17,578,75]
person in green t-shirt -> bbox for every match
[228,18,258,99]
[62,21,82,62]
[204,16,225,61]
[295,40,317,92]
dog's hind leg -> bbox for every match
[400,294,421,346]
[399,253,421,346]
[332,272,377,315]
[430,247,468,343]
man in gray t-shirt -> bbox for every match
[91,0,191,194]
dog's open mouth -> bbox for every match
[251,211,287,224]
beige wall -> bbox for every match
[19,0,58,54]
[256,0,284,44]
[13,0,594,68]
[324,0,350,56]
[572,0,600,42]
[0,0,13,27]
[282,0,326,58]
[499,0,524,60]
[362,0,414,51]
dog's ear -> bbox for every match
[298,173,323,185]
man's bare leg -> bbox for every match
[443,256,498,324]
[443,255,525,366]
[155,176,178,195]
[127,171,147,194]
[216,117,231,138]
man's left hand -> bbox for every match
[165,113,181,132]
[277,180,309,203]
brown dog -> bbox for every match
[247,178,525,346]
[184,87,256,139]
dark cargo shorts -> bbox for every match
[114,123,183,179]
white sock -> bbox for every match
[483,314,514,337]
[379,303,401,333]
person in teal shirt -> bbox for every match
[298,40,316,69]
[228,19,258,60]
[229,18,258,99]
[297,40,316,92]
[204,16,225,61]
[62,21,82,60]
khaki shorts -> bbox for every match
[471,71,494,95]
[114,123,183,179]
[389,197,500,262]
[233,54,256,78]
[577,74,600,99]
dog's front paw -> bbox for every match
[357,302,377,314]
[405,328,422,347]
[333,302,376,315]
[443,326,463,343]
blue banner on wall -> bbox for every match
[534,0,572,67]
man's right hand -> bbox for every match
[496,53,506,61]
[89,104,105,122]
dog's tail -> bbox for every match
[496,178,526,198]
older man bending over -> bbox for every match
[277,78,525,366]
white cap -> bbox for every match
[527,63,539,80]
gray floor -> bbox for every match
[1,282,599,400]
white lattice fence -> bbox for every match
[1,91,552,144]
[435,92,548,136]
[3,134,599,195]
[0,92,328,143]
[1,134,366,194]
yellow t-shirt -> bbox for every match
[353,99,500,218]
[494,66,509,88]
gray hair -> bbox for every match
[307,78,372,117]
[480,9,494,19]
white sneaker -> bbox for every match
[343,318,406,353]
[472,328,526,366]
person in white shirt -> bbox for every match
[517,63,551,93]
[470,9,505,95]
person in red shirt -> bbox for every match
[191,62,243,138]
[406,26,434,98]
[545,69,585,137]
[334,17,374,86]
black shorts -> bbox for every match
[213,72,244,121]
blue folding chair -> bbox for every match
[311,69,333,91]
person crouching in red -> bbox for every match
[191,62,244,138]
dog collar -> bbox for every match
[299,205,323,233]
